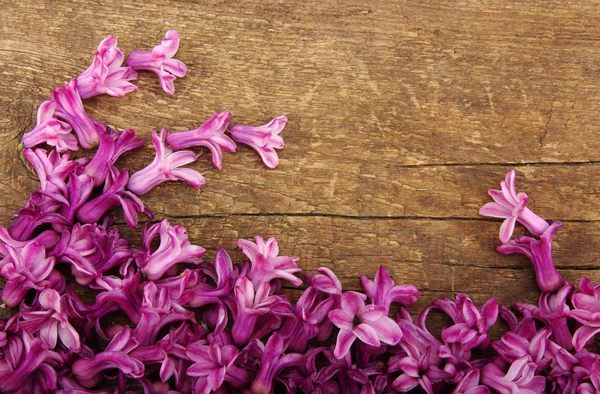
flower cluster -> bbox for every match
[2,31,600,394]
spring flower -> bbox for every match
[166,111,236,169]
[186,341,249,393]
[360,266,420,313]
[480,356,545,394]
[328,291,402,359]
[127,128,205,195]
[390,346,451,393]
[76,35,138,99]
[237,236,302,287]
[479,170,549,243]
[23,148,85,190]
[229,115,287,168]
[126,30,187,95]
[452,369,490,394]
[21,101,78,152]
[570,277,600,351]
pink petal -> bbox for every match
[353,323,381,348]
[333,329,356,359]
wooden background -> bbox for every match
[1,1,600,327]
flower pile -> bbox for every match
[2,31,599,394]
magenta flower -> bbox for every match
[136,219,205,280]
[71,327,144,388]
[493,328,551,372]
[479,170,549,243]
[452,369,490,394]
[312,266,343,295]
[390,346,451,394]
[0,241,60,307]
[328,291,402,359]
[76,35,138,99]
[127,128,205,195]
[571,277,600,351]
[360,266,420,313]
[53,222,132,286]
[229,115,287,169]
[251,332,305,394]
[481,356,545,394]
[24,148,85,190]
[21,101,78,152]
[497,221,564,293]
[166,111,236,169]
[237,236,302,287]
[94,273,144,326]
[126,30,187,95]
[51,80,105,149]
[21,289,80,351]
[186,341,249,393]
[76,168,148,227]
[514,283,573,350]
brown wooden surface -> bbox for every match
[1,1,600,326]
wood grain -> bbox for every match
[1,0,600,339]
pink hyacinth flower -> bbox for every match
[23,148,85,191]
[237,235,302,287]
[126,30,187,95]
[452,369,491,394]
[21,289,80,352]
[480,356,545,394]
[251,333,305,394]
[76,35,138,99]
[51,80,105,149]
[328,291,402,359]
[360,265,420,313]
[479,170,549,243]
[127,128,205,195]
[166,111,236,169]
[186,342,250,393]
[21,101,78,152]
[229,115,287,169]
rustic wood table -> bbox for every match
[1,1,600,332]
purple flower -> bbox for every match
[229,115,287,169]
[0,241,61,307]
[312,266,343,295]
[480,356,545,394]
[76,168,148,228]
[497,221,564,293]
[514,283,573,350]
[231,277,293,346]
[237,236,302,287]
[571,277,600,351]
[21,101,78,152]
[573,351,600,393]
[21,289,80,351]
[251,332,305,394]
[166,111,236,169]
[126,30,187,95]
[452,369,490,394]
[127,128,205,195]
[24,148,85,190]
[71,327,144,388]
[136,219,205,280]
[9,190,69,240]
[479,170,549,243]
[94,273,144,327]
[52,222,132,286]
[51,80,105,149]
[328,291,402,359]
[360,266,420,313]
[186,341,249,393]
[493,328,551,371]
[390,346,451,394]
[82,128,144,187]
[76,35,138,99]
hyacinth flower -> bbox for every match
[0,241,62,307]
[136,219,205,280]
[497,221,564,293]
[126,30,187,95]
[390,346,452,394]
[231,277,293,346]
[328,291,403,359]
[0,225,59,259]
[166,111,236,169]
[492,328,551,372]
[83,128,144,187]
[186,341,249,393]
[76,35,138,99]
[312,266,343,295]
[187,249,235,305]
[479,169,549,243]
[72,327,144,388]
[237,236,302,287]
[134,282,194,346]
[570,277,600,351]
[24,148,86,190]
[251,332,305,394]
[229,115,287,169]
[514,282,573,350]
[128,128,205,195]
[52,222,132,286]
[21,101,78,152]
[20,289,80,352]
[360,266,420,313]
[94,273,144,326]
[573,351,600,392]
[51,79,106,149]
[452,369,490,394]
[480,356,545,394]
[76,168,148,228]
